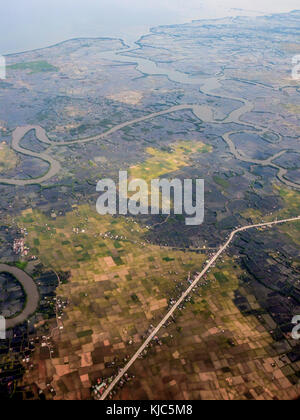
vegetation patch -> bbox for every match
[213,175,230,189]
[77,330,93,339]
[0,142,18,173]
[8,61,58,74]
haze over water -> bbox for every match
[1,0,299,54]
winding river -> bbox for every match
[0,264,39,329]
[0,44,299,190]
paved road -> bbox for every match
[0,264,39,329]
[100,215,300,400]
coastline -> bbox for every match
[2,9,299,57]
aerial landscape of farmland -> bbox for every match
[0,1,300,404]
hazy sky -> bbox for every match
[1,0,299,54]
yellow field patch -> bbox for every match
[129,140,212,181]
[125,140,212,210]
